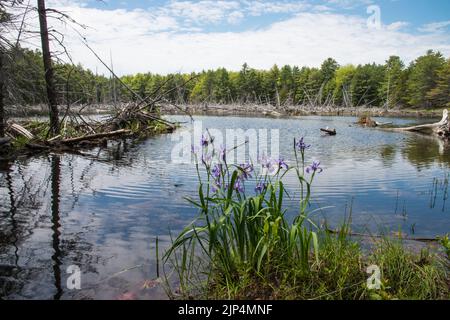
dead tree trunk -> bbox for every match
[38,0,59,135]
[0,48,5,137]
[392,109,449,139]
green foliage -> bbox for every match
[379,56,407,108]
[333,65,356,106]
[438,234,450,259]
[4,46,112,107]
[406,50,446,108]
[350,63,385,107]
[427,59,450,108]
[369,240,449,300]
[3,47,450,110]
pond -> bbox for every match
[0,115,449,299]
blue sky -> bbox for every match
[81,0,450,33]
[40,0,450,74]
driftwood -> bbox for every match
[59,129,131,145]
[357,115,377,127]
[375,121,393,126]
[10,123,34,139]
[390,109,449,139]
[320,128,336,135]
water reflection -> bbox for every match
[401,134,450,169]
[0,115,449,300]
[379,145,397,167]
[50,155,62,300]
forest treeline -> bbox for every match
[5,47,450,109]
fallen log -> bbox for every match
[320,128,337,135]
[26,143,50,150]
[390,109,449,139]
[59,129,132,145]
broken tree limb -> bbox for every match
[10,123,34,139]
[26,142,50,150]
[47,135,61,142]
[59,129,132,145]
[390,109,449,138]
[320,128,337,135]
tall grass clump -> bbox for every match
[163,134,324,298]
[163,134,449,300]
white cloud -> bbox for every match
[418,20,450,34]
[326,0,373,10]
[17,1,450,76]
[161,0,241,25]
[227,11,245,24]
[244,1,311,16]
[386,21,409,31]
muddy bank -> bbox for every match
[5,103,445,119]
[161,103,445,119]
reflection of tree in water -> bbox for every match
[379,145,397,167]
[0,154,107,299]
[401,135,450,169]
[96,138,147,169]
[0,159,49,298]
[1,137,155,299]
[50,155,63,300]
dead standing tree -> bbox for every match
[37,0,59,135]
[0,0,16,138]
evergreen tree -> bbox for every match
[320,58,339,104]
[406,50,445,108]
[427,58,450,108]
[379,56,406,108]
[333,65,356,106]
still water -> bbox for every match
[0,115,449,299]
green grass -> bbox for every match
[368,240,448,300]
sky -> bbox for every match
[26,0,450,75]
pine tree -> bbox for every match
[379,56,406,108]
[427,58,450,108]
[406,50,445,108]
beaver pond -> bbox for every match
[0,115,449,299]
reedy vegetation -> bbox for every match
[163,136,449,300]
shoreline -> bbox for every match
[161,103,445,119]
[5,103,445,119]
